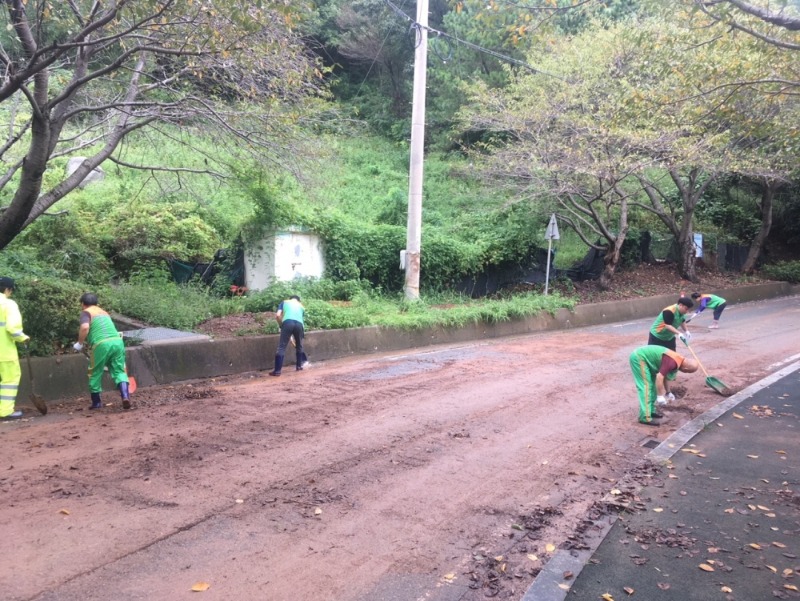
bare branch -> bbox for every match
[107,156,227,179]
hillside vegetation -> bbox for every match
[0,0,798,355]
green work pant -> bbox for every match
[87,337,129,394]
[630,350,657,423]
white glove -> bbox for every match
[73,342,83,352]
[666,392,675,402]
[684,331,692,342]
[656,395,667,406]
[678,333,688,345]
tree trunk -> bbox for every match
[598,234,626,290]
[677,235,698,282]
[742,179,777,274]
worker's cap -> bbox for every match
[0,276,15,291]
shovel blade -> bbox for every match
[705,376,730,396]
[30,394,47,415]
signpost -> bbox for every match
[544,214,560,295]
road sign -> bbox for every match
[545,214,560,240]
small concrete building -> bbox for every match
[244,227,324,291]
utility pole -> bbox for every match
[403,0,429,300]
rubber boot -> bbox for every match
[119,382,131,410]
[297,351,308,371]
[89,392,102,410]
[269,355,283,376]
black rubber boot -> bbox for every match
[119,382,131,410]
[269,355,283,376]
[89,392,102,410]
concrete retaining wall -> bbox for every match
[17,282,800,405]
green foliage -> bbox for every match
[762,261,800,284]
[102,201,221,276]
[241,278,369,313]
[104,272,233,330]
[302,298,372,329]
[696,180,761,244]
[15,212,113,285]
[13,278,87,356]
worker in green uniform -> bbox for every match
[74,293,131,410]
[0,277,30,419]
[690,292,727,329]
[630,345,698,426]
[647,296,694,351]
[269,295,307,376]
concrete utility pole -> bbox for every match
[403,0,429,300]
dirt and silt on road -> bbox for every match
[2,270,798,601]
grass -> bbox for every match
[103,276,577,334]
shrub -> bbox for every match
[762,261,800,284]
[14,277,88,356]
[104,272,230,330]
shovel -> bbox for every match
[684,342,730,396]
[24,347,48,415]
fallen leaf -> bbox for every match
[500,563,506,573]
[623,586,634,595]
[776,450,786,455]
[559,583,570,591]
[682,449,701,454]
[699,563,715,572]
[657,582,671,590]
[563,571,574,580]
[610,489,622,495]
[708,547,720,553]
[785,584,799,592]
[601,594,614,601]
[747,455,759,459]
[724,508,735,514]
[443,573,456,583]
[668,474,678,479]
[314,507,322,515]
[527,554,538,562]
[191,582,211,592]
[757,505,771,511]
[732,413,744,419]
[653,507,664,512]
[748,543,762,550]
[767,565,778,573]
[783,569,794,576]
[235,499,244,504]
[59,509,70,515]
[773,542,787,548]
[494,555,504,561]
[748,504,757,510]
[546,543,556,553]
[766,513,776,518]
[721,586,732,593]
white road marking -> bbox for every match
[767,353,800,370]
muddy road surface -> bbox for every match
[2,295,799,601]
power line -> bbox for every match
[383,0,566,81]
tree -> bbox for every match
[0,0,325,250]
[459,11,798,283]
[688,0,800,51]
